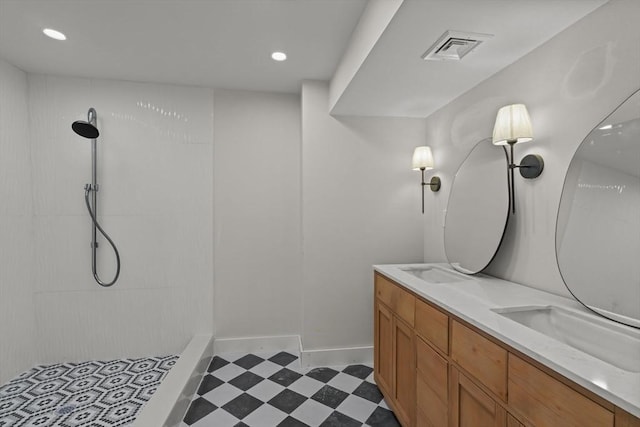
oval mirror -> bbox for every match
[556,89,640,328]
[445,138,510,274]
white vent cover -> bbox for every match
[422,30,493,61]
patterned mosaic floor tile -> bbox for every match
[0,355,177,427]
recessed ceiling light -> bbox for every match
[43,28,67,41]
[271,51,287,62]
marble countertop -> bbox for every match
[373,263,640,417]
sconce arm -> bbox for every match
[514,154,544,178]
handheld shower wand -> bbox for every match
[72,108,121,287]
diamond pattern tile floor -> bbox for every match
[181,351,399,426]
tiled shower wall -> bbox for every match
[0,59,37,384]
[27,75,214,364]
[1,67,428,383]
[0,69,214,382]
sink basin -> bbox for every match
[400,266,471,284]
[493,305,640,373]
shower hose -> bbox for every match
[84,187,121,287]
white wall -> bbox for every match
[0,59,37,384]
[27,74,214,363]
[302,80,425,350]
[212,85,428,352]
[422,0,640,298]
[213,89,302,339]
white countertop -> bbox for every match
[374,263,640,417]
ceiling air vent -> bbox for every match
[422,30,493,61]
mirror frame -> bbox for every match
[555,89,640,329]
[444,137,510,274]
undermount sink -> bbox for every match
[400,265,471,284]
[493,305,640,373]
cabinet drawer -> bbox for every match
[415,298,449,354]
[451,321,507,401]
[375,274,415,326]
[509,354,614,427]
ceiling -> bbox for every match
[0,0,608,117]
[0,0,367,93]
[331,0,608,117]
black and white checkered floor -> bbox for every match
[0,355,177,427]
[182,351,400,427]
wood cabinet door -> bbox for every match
[615,408,640,427]
[374,301,393,397]
[394,316,416,427]
[450,367,506,427]
[417,338,448,427]
[506,414,524,427]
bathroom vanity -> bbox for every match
[373,264,640,427]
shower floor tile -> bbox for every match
[181,351,399,427]
[0,355,177,427]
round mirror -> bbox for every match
[556,89,640,328]
[445,138,510,274]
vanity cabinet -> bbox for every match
[506,414,524,427]
[416,337,448,427]
[451,320,507,402]
[394,317,416,426]
[508,354,613,427]
[375,301,393,396]
[374,274,416,427]
[373,272,640,427]
[415,298,448,353]
[450,366,506,427]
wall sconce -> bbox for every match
[492,104,544,214]
[412,146,441,214]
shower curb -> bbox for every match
[132,334,214,427]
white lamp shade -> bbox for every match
[412,146,434,170]
[492,104,533,146]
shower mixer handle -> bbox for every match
[85,184,99,249]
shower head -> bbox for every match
[72,120,99,139]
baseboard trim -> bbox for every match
[299,343,373,368]
[213,335,300,355]
[212,334,373,368]
[132,334,214,427]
